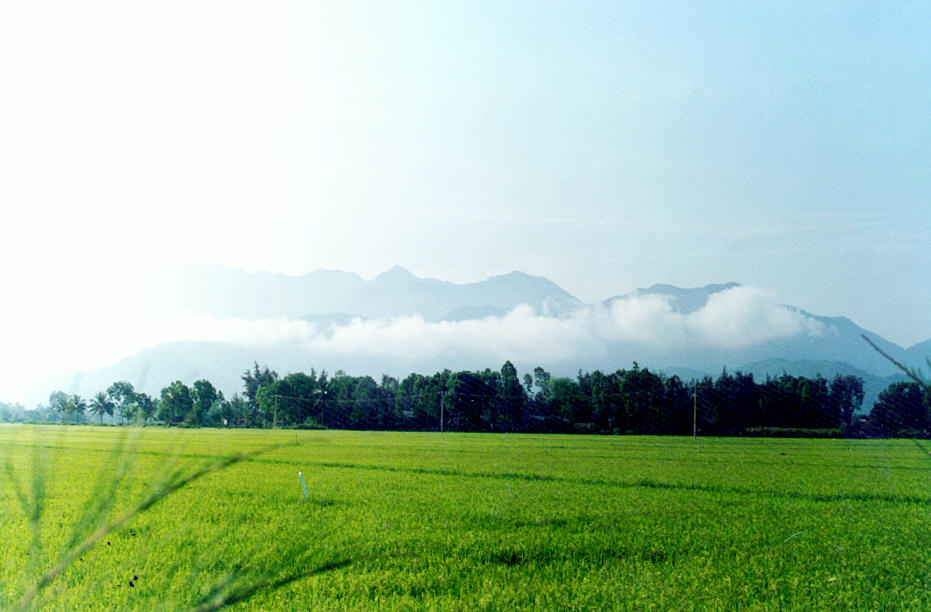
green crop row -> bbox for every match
[2,425,929,610]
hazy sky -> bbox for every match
[1,1,929,402]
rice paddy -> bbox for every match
[2,425,930,610]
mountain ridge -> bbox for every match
[30,266,931,408]
[137,264,584,321]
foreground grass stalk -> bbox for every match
[191,558,354,612]
[862,333,931,392]
[14,442,293,611]
[3,446,47,586]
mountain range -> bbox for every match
[57,266,929,411]
[131,265,583,322]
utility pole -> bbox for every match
[440,395,445,433]
[693,389,697,440]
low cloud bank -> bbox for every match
[0,285,826,404]
[145,285,823,363]
[599,285,823,350]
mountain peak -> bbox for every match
[604,282,743,315]
[641,282,741,295]
[485,270,550,286]
[373,265,418,284]
[639,282,742,314]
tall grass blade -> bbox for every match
[14,442,294,611]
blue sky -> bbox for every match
[0,1,928,401]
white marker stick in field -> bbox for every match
[299,471,309,500]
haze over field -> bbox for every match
[1,2,928,404]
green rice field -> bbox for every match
[2,425,930,610]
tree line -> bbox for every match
[6,361,928,438]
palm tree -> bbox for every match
[67,394,87,424]
[88,391,115,424]
[49,390,69,424]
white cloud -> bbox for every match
[150,285,820,361]
[310,305,603,363]
[687,286,823,349]
[0,284,823,405]
[590,285,822,350]
[598,294,689,346]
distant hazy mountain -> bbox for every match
[51,268,930,409]
[135,265,583,321]
[906,338,931,371]
[621,282,743,314]
[600,283,918,377]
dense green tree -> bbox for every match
[663,375,694,436]
[346,376,392,430]
[380,375,401,428]
[620,364,664,434]
[495,361,525,432]
[257,372,322,427]
[547,376,582,432]
[522,367,566,432]
[868,381,929,437]
[398,372,446,431]
[107,381,139,424]
[136,392,156,423]
[532,367,552,403]
[581,370,610,432]
[706,369,758,435]
[522,373,534,396]
[693,376,715,434]
[445,371,495,431]
[191,379,221,426]
[158,381,193,425]
[325,373,358,429]
[219,393,250,427]
[241,363,279,426]
[830,375,865,428]
[381,374,399,395]
[800,375,830,428]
